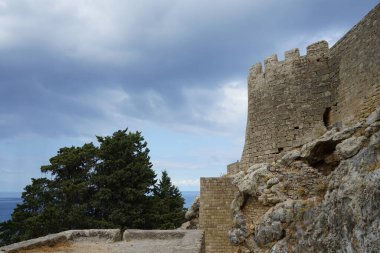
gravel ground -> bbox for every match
[17,239,189,253]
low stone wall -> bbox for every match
[0,229,121,253]
[0,229,204,253]
[124,229,204,253]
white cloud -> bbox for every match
[279,28,348,57]
[173,179,200,187]
[181,80,247,134]
[64,80,247,138]
[0,0,376,192]
[312,29,346,47]
[153,160,202,171]
[71,86,130,117]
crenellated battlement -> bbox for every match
[200,4,380,252]
[249,62,263,75]
[242,40,335,170]
[306,40,329,58]
[241,6,380,169]
[263,54,278,70]
[249,40,330,80]
[285,48,300,60]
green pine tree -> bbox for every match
[91,129,156,229]
[0,143,100,245]
[0,129,185,246]
[151,170,186,229]
[39,143,101,230]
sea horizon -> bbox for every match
[0,191,199,222]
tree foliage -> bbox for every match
[0,129,186,246]
[92,130,156,229]
[151,170,186,229]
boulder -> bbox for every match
[336,136,367,159]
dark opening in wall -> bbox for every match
[323,107,331,128]
[294,126,299,129]
[304,140,340,175]
[278,147,284,153]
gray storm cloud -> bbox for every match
[0,0,378,139]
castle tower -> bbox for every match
[239,41,335,171]
[200,3,380,253]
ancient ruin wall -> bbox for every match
[199,177,237,253]
[227,161,240,174]
[329,3,380,127]
[238,3,380,172]
[200,4,380,252]
[239,41,335,171]
[241,197,270,236]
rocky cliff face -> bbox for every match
[228,108,380,253]
[181,195,200,230]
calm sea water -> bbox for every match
[182,191,199,209]
[0,198,21,222]
[0,191,199,222]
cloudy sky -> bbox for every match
[0,0,378,192]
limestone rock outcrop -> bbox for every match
[229,108,380,253]
[180,195,200,230]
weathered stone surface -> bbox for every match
[185,195,200,221]
[365,121,380,137]
[183,195,200,229]
[230,192,244,212]
[336,136,367,159]
[237,2,380,172]
[266,177,279,188]
[179,221,192,230]
[199,177,237,253]
[238,246,251,253]
[0,229,205,253]
[228,226,247,246]
[200,3,380,252]
[370,130,380,149]
[366,107,380,125]
[0,229,121,253]
[228,111,380,253]
[69,229,122,242]
[232,163,273,196]
[299,124,361,161]
[278,150,300,166]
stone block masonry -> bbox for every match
[227,161,240,175]
[240,40,334,171]
[329,3,380,127]
[241,197,270,236]
[200,3,380,253]
[238,2,380,172]
[3,4,379,253]
[199,177,237,253]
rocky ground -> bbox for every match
[228,108,380,253]
[16,239,190,253]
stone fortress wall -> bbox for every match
[199,3,380,253]
[240,3,380,171]
[329,5,380,127]
[240,41,334,170]
[199,177,237,253]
